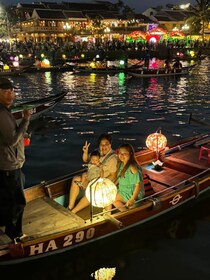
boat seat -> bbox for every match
[199,144,210,164]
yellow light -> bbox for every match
[86,178,117,208]
[90,61,96,68]
[146,132,167,153]
[3,64,9,70]
[41,59,50,67]
[62,54,66,59]
[81,54,85,58]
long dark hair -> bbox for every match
[118,143,139,177]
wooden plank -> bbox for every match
[142,165,191,187]
[23,197,85,238]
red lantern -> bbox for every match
[24,137,30,146]
[146,131,167,160]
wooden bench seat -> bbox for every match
[142,164,191,188]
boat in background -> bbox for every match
[128,65,194,78]
[0,67,26,76]
[24,63,75,73]
[0,132,210,265]
[12,91,67,124]
[73,59,140,74]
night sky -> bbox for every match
[5,0,196,13]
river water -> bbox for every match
[8,57,210,279]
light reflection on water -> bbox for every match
[9,58,210,186]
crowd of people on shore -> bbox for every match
[0,37,209,63]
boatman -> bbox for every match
[0,78,31,242]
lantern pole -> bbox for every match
[156,128,161,161]
[89,177,100,222]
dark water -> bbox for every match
[6,57,210,279]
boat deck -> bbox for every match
[141,144,209,192]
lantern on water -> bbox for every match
[85,177,117,208]
[146,131,167,160]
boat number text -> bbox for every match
[28,227,95,256]
[169,194,182,205]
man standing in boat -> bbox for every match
[0,78,31,242]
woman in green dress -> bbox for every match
[113,143,145,212]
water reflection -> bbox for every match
[8,57,210,187]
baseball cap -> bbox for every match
[0,78,14,89]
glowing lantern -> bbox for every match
[41,59,50,68]
[3,64,10,70]
[86,178,117,208]
[90,61,96,68]
[119,60,125,66]
[146,131,167,160]
[13,61,19,67]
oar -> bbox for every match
[188,113,210,128]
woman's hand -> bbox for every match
[126,197,135,207]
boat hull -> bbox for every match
[12,92,67,124]
[128,67,191,77]
[0,133,210,265]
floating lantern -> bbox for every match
[119,60,125,66]
[41,59,50,68]
[146,130,167,161]
[3,64,10,70]
[86,177,117,208]
[13,61,19,67]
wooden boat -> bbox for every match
[11,91,67,124]
[1,132,210,265]
[24,63,75,73]
[128,66,193,78]
[74,65,127,74]
[73,60,140,75]
[0,68,26,76]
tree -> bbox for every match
[115,0,135,18]
[186,0,210,39]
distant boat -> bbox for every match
[128,66,194,78]
[11,91,67,124]
[24,63,75,73]
[0,67,25,76]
